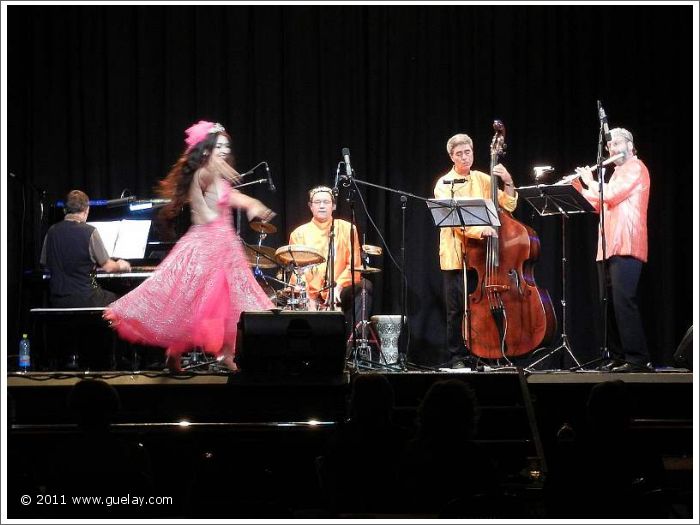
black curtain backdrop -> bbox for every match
[6,5,695,367]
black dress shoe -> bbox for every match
[611,362,651,373]
[451,355,480,369]
[598,359,624,372]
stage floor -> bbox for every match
[7,365,692,435]
[6,364,693,388]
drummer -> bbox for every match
[288,185,373,328]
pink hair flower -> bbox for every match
[184,120,226,152]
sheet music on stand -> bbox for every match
[426,197,500,228]
[88,219,152,259]
[516,183,594,217]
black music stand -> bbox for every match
[517,183,594,371]
[427,197,500,360]
[427,197,500,231]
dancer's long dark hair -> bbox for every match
[156,132,233,235]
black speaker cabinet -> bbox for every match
[235,311,347,376]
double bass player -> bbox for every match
[434,133,518,369]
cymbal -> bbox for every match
[275,244,326,266]
[352,265,381,274]
[243,244,278,269]
[362,244,383,256]
[249,221,277,234]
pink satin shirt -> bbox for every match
[573,156,650,262]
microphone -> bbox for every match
[105,196,136,208]
[342,147,352,179]
[333,162,341,195]
[265,163,276,192]
[598,100,612,142]
[533,166,555,180]
[443,178,467,184]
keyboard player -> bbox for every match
[40,190,132,307]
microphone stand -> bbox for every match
[346,186,358,367]
[233,178,268,234]
[447,179,474,368]
[344,189,390,370]
[327,163,341,310]
[597,120,610,366]
[399,195,408,370]
[233,178,268,190]
[571,106,610,371]
[326,216,336,310]
[234,162,267,234]
[339,173,441,372]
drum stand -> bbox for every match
[181,348,208,371]
[285,265,310,310]
[177,345,246,373]
[179,347,226,373]
[348,278,381,367]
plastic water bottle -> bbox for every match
[19,333,31,372]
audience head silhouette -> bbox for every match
[586,379,632,435]
[417,379,479,440]
[68,379,121,431]
[349,373,395,425]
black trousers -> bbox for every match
[442,269,477,363]
[598,256,649,365]
[50,287,118,308]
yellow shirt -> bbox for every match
[288,218,362,300]
[433,168,518,270]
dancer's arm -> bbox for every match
[228,189,276,222]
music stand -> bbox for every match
[427,197,500,361]
[427,197,500,230]
[517,183,594,371]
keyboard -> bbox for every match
[95,266,157,279]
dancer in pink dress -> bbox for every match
[104,121,275,371]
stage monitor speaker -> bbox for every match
[235,311,347,377]
[673,325,692,370]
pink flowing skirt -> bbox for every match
[104,215,273,357]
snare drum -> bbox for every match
[275,244,325,267]
[276,287,309,311]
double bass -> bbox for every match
[464,120,556,359]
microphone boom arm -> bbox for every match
[233,178,268,190]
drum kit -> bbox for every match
[244,221,384,315]
[245,223,398,367]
